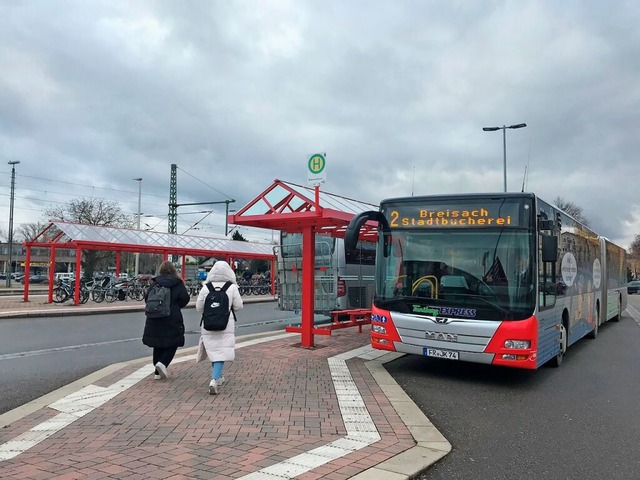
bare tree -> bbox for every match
[45,198,134,227]
[0,227,6,242]
[553,197,591,227]
[44,198,135,279]
[628,234,640,280]
[15,222,48,242]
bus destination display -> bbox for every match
[383,199,528,229]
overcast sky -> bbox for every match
[1,1,639,247]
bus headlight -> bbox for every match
[504,340,530,349]
[372,324,387,334]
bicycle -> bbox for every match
[237,278,251,296]
[89,276,112,303]
[104,281,127,303]
[53,280,89,304]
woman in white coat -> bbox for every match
[195,261,243,395]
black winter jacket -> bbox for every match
[142,274,190,348]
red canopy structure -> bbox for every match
[21,221,275,305]
[229,179,379,347]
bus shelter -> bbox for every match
[229,179,378,347]
[21,221,276,305]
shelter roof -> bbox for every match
[27,221,275,260]
[229,179,379,240]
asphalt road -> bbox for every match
[0,301,309,415]
[387,295,640,480]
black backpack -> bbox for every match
[145,283,172,318]
[200,281,235,331]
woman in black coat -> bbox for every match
[142,261,190,379]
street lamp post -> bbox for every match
[482,123,527,192]
[133,178,142,277]
[6,161,20,288]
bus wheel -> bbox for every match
[550,323,567,368]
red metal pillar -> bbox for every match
[48,247,56,303]
[301,225,316,347]
[74,247,82,305]
[181,255,186,280]
[23,246,32,302]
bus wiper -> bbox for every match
[463,294,509,315]
[375,297,405,309]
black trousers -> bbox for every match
[153,346,178,368]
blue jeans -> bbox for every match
[212,361,224,380]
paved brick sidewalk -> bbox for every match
[0,287,450,478]
[0,328,450,479]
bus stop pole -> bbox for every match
[301,225,316,348]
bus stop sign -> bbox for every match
[307,153,326,186]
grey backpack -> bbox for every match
[145,283,171,318]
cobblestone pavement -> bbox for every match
[0,289,450,479]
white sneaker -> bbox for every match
[154,373,161,380]
[208,379,218,395]
[217,376,225,386]
[155,362,168,379]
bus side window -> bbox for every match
[538,237,556,309]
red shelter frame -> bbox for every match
[21,221,276,305]
[229,179,378,347]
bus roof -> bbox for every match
[380,192,537,205]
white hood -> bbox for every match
[205,260,237,284]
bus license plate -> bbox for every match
[424,348,459,360]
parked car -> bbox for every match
[627,280,640,294]
[21,274,48,284]
[55,273,75,283]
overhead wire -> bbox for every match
[0,167,266,240]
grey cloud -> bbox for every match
[1,1,639,247]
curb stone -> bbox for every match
[351,352,451,479]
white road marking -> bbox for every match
[0,339,140,361]
[0,333,293,461]
[238,345,386,480]
[0,332,384,476]
[625,305,640,326]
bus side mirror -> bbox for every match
[541,236,558,263]
[345,210,391,257]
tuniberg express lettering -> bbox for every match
[390,208,511,228]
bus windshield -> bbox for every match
[376,229,535,321]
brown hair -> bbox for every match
[157,261,179,277]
